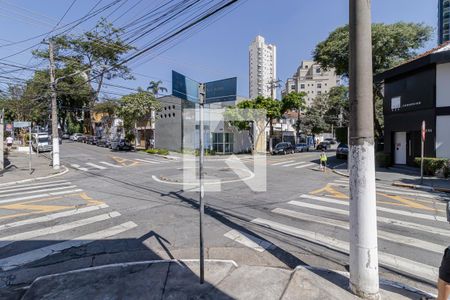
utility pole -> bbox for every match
[198,83,205,284]
[48,39,60,170]
[349,0,379,298]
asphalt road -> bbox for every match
[0,140,448,297]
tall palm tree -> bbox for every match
[147,80,168,96]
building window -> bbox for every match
[317,91,322,95]
[316,67,321,73]
[300,84,305,89]
[317,83,322,89]
[291,85,295,90]
[173,113,175,117]
[172,105,175,109]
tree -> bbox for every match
[281,92,306,140]
[323,86,349,128]
[147,80,167,96]
[313,22,432,137]
[117,91,161,149]
[34,18,135,133]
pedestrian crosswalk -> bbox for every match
[225,178,450,284]
[70,156,172,172]
[0,180,137,271]
[271,160,316,169]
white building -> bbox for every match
[249,35,277,99]
[284,60,339,107]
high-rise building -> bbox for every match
[439,0,450,44]
[284,60,339,107]
[249,35,277,99]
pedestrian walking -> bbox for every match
[437,202,450,300]
[6,136,13,148]
[319,150,327,172]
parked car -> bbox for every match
[336,143,349,159]
[61,132,70,139]
[324,138,336,145]
[70,133,84,142]
[31,132,52,152]
[111,138,132,151]
[96,137,108,147]
[316,141,330,151]
[272,142,295,155]
[295,143,310,153]
[78,135,87,143]
[86,136,99,145]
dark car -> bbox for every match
[96,137,109,147]
[316,141,330,151]
[78,135,87,143]
[295,143,310,153]
[325,138,336,145]
[86,136,94,145]
[336,143,349,159]
[272,142,295,155]
[111,138,132,151]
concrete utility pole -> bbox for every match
[198,83,206,284]
[48,39,60,170]
[349,0,379,298]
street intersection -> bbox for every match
[0,141,448,296]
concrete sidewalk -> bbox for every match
[19,260,434,300]
[0,149,67,185]
[333,162,450,193]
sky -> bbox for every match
[0,0,439,99]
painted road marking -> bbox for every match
[295,163,315,169]
[0,212,121,248]
[272,160,295,166]
[330,182,443,200]
[0,189,83,205]
[0,204,108,231]
[272,208,444,254]
[0,182,72,194]
[0,221,138,271]
[86,163,107,170]
[287,200,450,237]
[251,218,438,284]
[70,164,88,171]
[134,158,161,164]
[282,161,305,167]
[0,180,69,192]
[0,185,77,198]
[99,162,122,168]
[224,229,274,252]
[310,184,348,199]
[299,194,448,223]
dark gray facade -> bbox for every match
[155,95,194,152]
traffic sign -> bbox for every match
[5,124,13,132]
[13,121,31,128]
[421,120,426,142]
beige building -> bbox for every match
[284,60,339,106]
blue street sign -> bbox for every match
[172,71,199,102]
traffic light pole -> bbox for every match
[349,0,380,298]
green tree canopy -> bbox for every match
[313,22,432,137]
[313,22,433,77]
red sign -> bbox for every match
[5,124,13,132]
[421,120,426,142]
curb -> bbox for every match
[392,181,450,194]
[0,165,69,187]
[295,266,436,299]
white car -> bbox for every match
[70,133,84,141]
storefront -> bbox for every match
[376,43,450,165]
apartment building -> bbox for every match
[249,35,277,99]
[439,0,450,44]
[284,60,339,107]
